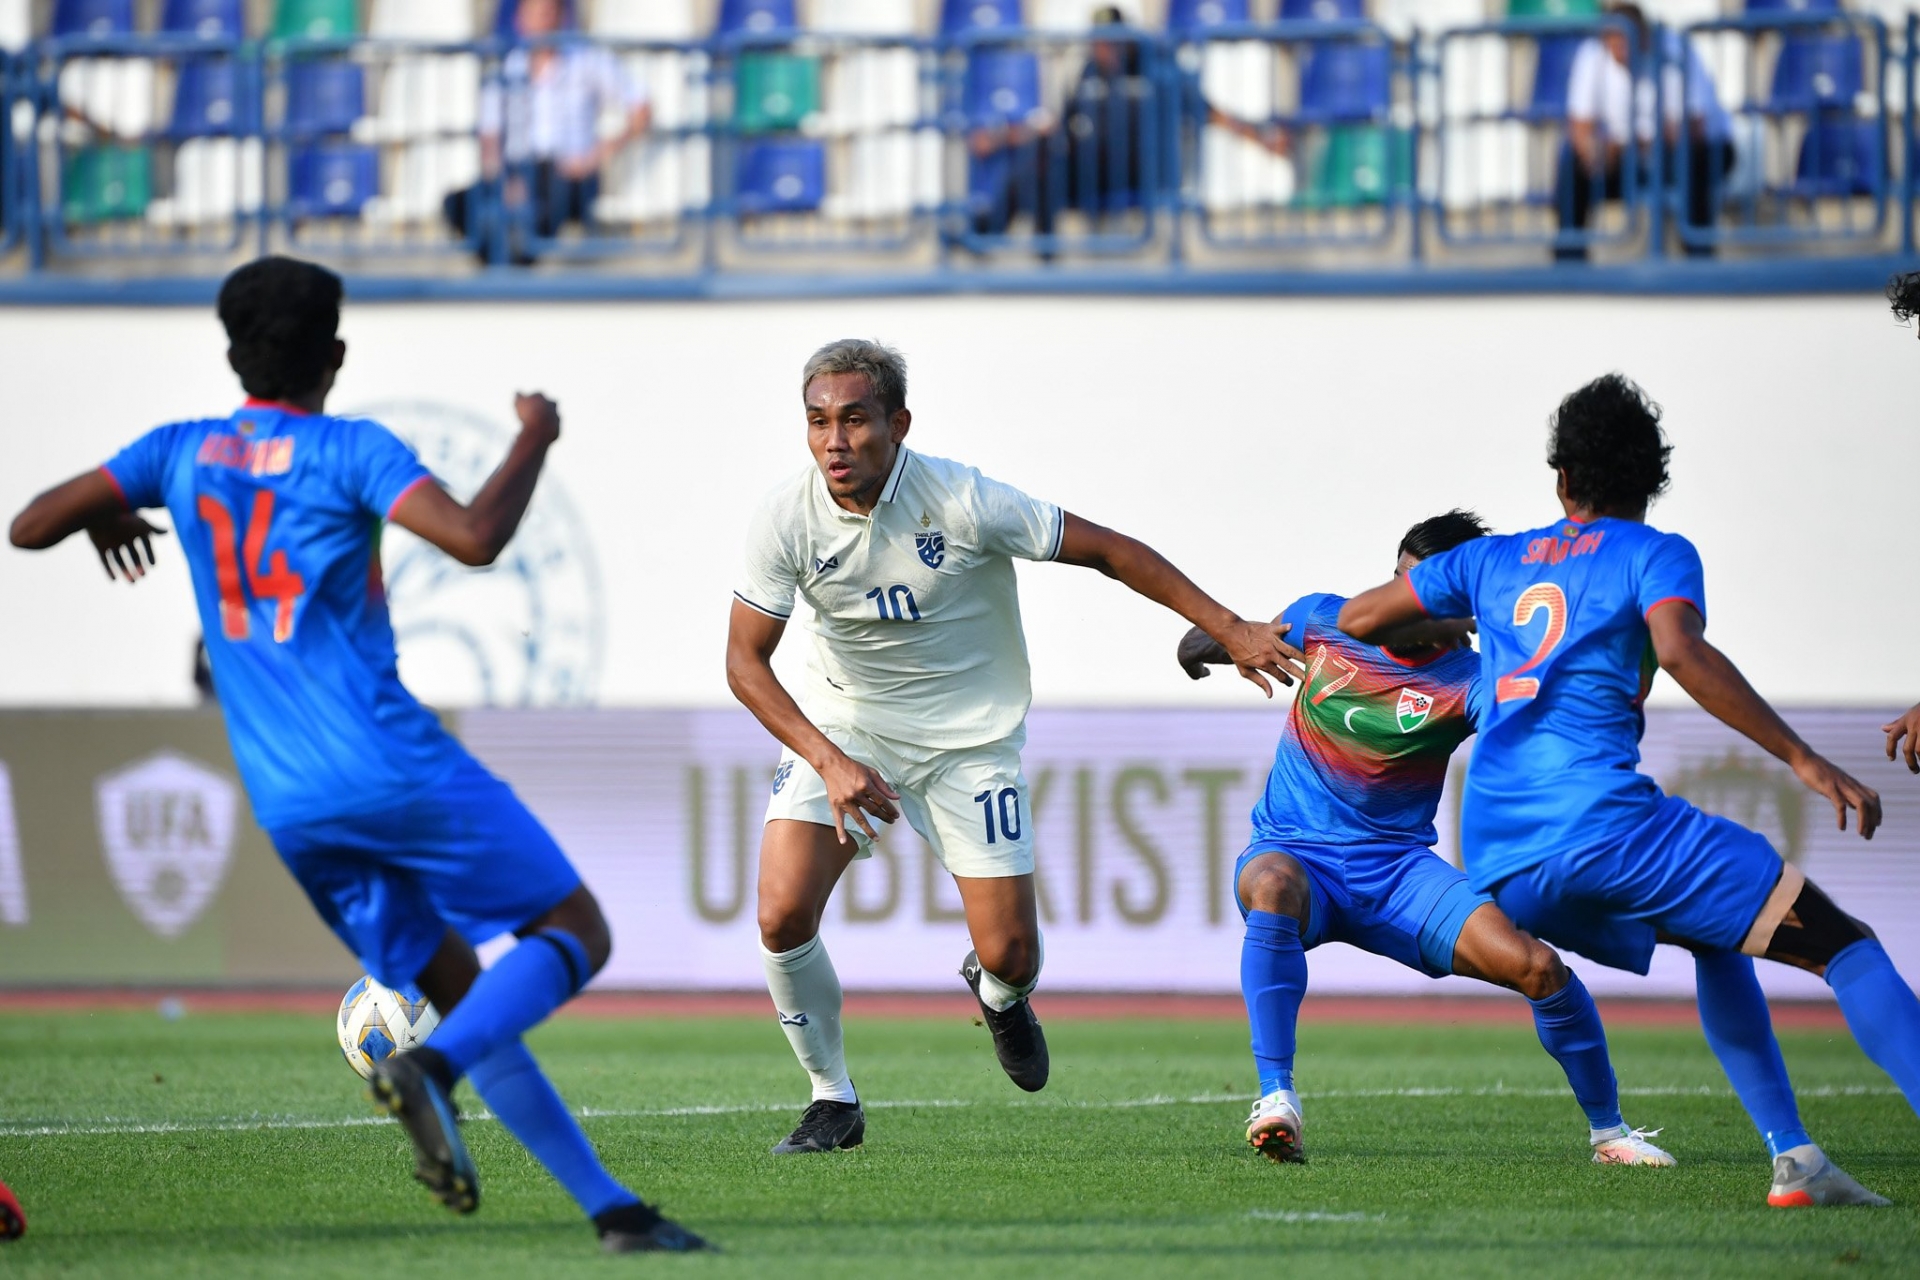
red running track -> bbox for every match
[0,989,1849,1029]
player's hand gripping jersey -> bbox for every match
[1251,594,1483,854]
[1405,517,1706,889]
[735,448,1064,749]
[102,401,464,828]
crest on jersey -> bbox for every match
[915,531,946,569]
[94,752,238,938]
[1395,688,1434,734]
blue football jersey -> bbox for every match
[102,401,465,829]
[1404,516,1707,890]
[1250,593,1484,855]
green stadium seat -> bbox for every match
[274,0,358,40]
[1297,125,1409,209]
[734,51,819,135]
[1506,0,1602,16]
[62,145,153,222]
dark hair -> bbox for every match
[216,256,342,401]
[1891,270,1920,327]
[1399,509,1491,563]
[1606,1,1649,42]
[1547,373,1672,515]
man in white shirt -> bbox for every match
[1555,2,1734,261]
[444,0,651,263]
[727,339,1304,1154]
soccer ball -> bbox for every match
[336,976,439,1081]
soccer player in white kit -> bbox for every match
[726,340,1306,1154]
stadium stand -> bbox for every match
[0,0,1911,285]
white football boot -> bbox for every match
[1767,1145,1891,1207]
[1245,1089,1305,1164]
[1590,1124,1677,1167]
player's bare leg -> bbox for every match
[954,873,1048,1091]
[759,819,865,1153]
[1452,905,1673,1167]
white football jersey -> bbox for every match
[736,447,1064,749]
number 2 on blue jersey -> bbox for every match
[1495,583,1567,703]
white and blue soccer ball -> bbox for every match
[336,976,439,1081]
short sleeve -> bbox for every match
[1279,593,1329,653]
[101,424,187,511]
[735,500,799,620]
[1565,41,1602,123]
[970,472,1064,563]
[347,421,434,520]
[1405,539,1484,621]
[478,74,503,135]
[1638,532,1706,624]
[599,48,647,109]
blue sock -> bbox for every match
[469,1039,638,1219]
[1693,950,1810,1157]
[1828,939,1920,1119]
[429,929,591,1080]
[1241,910,1307,1096]
[1528,970,1622,1131]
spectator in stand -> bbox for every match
[1555,2,1734,262]
[970,6,1156,243]
[444,0,651,263]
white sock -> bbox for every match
[1591,1123,1630,1144]
[761,935,856,1104]
[975,932,1044,1013]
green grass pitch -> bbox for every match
[1,1009,1916,1278]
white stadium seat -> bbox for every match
[591,0,700,39]
[810,0,919,34]
[368,0,478,40]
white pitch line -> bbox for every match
[0,1084,1898,1139]
[1246,1210,1387,1224]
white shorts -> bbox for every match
[764,721,1032,879]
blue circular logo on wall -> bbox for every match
[352,400,604,707]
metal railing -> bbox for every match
[1676,10,1894,254]
[0,16,1914,280]
[1176,19,1414,253]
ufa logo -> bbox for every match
[94,752,238,938]
[1396,688,1434,734]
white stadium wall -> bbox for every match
[0,293,1915,997]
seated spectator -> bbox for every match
[970,6,1158,245]
[445,0,651,263]
[1555,1,1734,262]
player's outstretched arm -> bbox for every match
[389,393,561,567]
[9,469,168,584]
[1177,616,1292,681]
[1648,601,1881,839]
[1883,703,1920,775]
[1055,513,1305,696]
[724,600,900,845]
[1337,579,1474,648]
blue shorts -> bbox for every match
[1488,793,1783,976]
[268,755,582,989]
[1235,840,1492,978]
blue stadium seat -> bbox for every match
[1527,34,1584,120]
[1744,0,1840,12]
[1769,34,1864,113]
[285,60,364,138]
[170,58,259,136]
[717,0,798,36]
[288,141,378,217]
[1793,113,1882,196]
[1166,0,1247,31]
[1297,41,1389,123]
[735,138,824,213]
[1279,0,1366,20]
[964,47,1040,124]
[52,0,134,38]
[162,0,245,39]
[941,0,1021,36]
